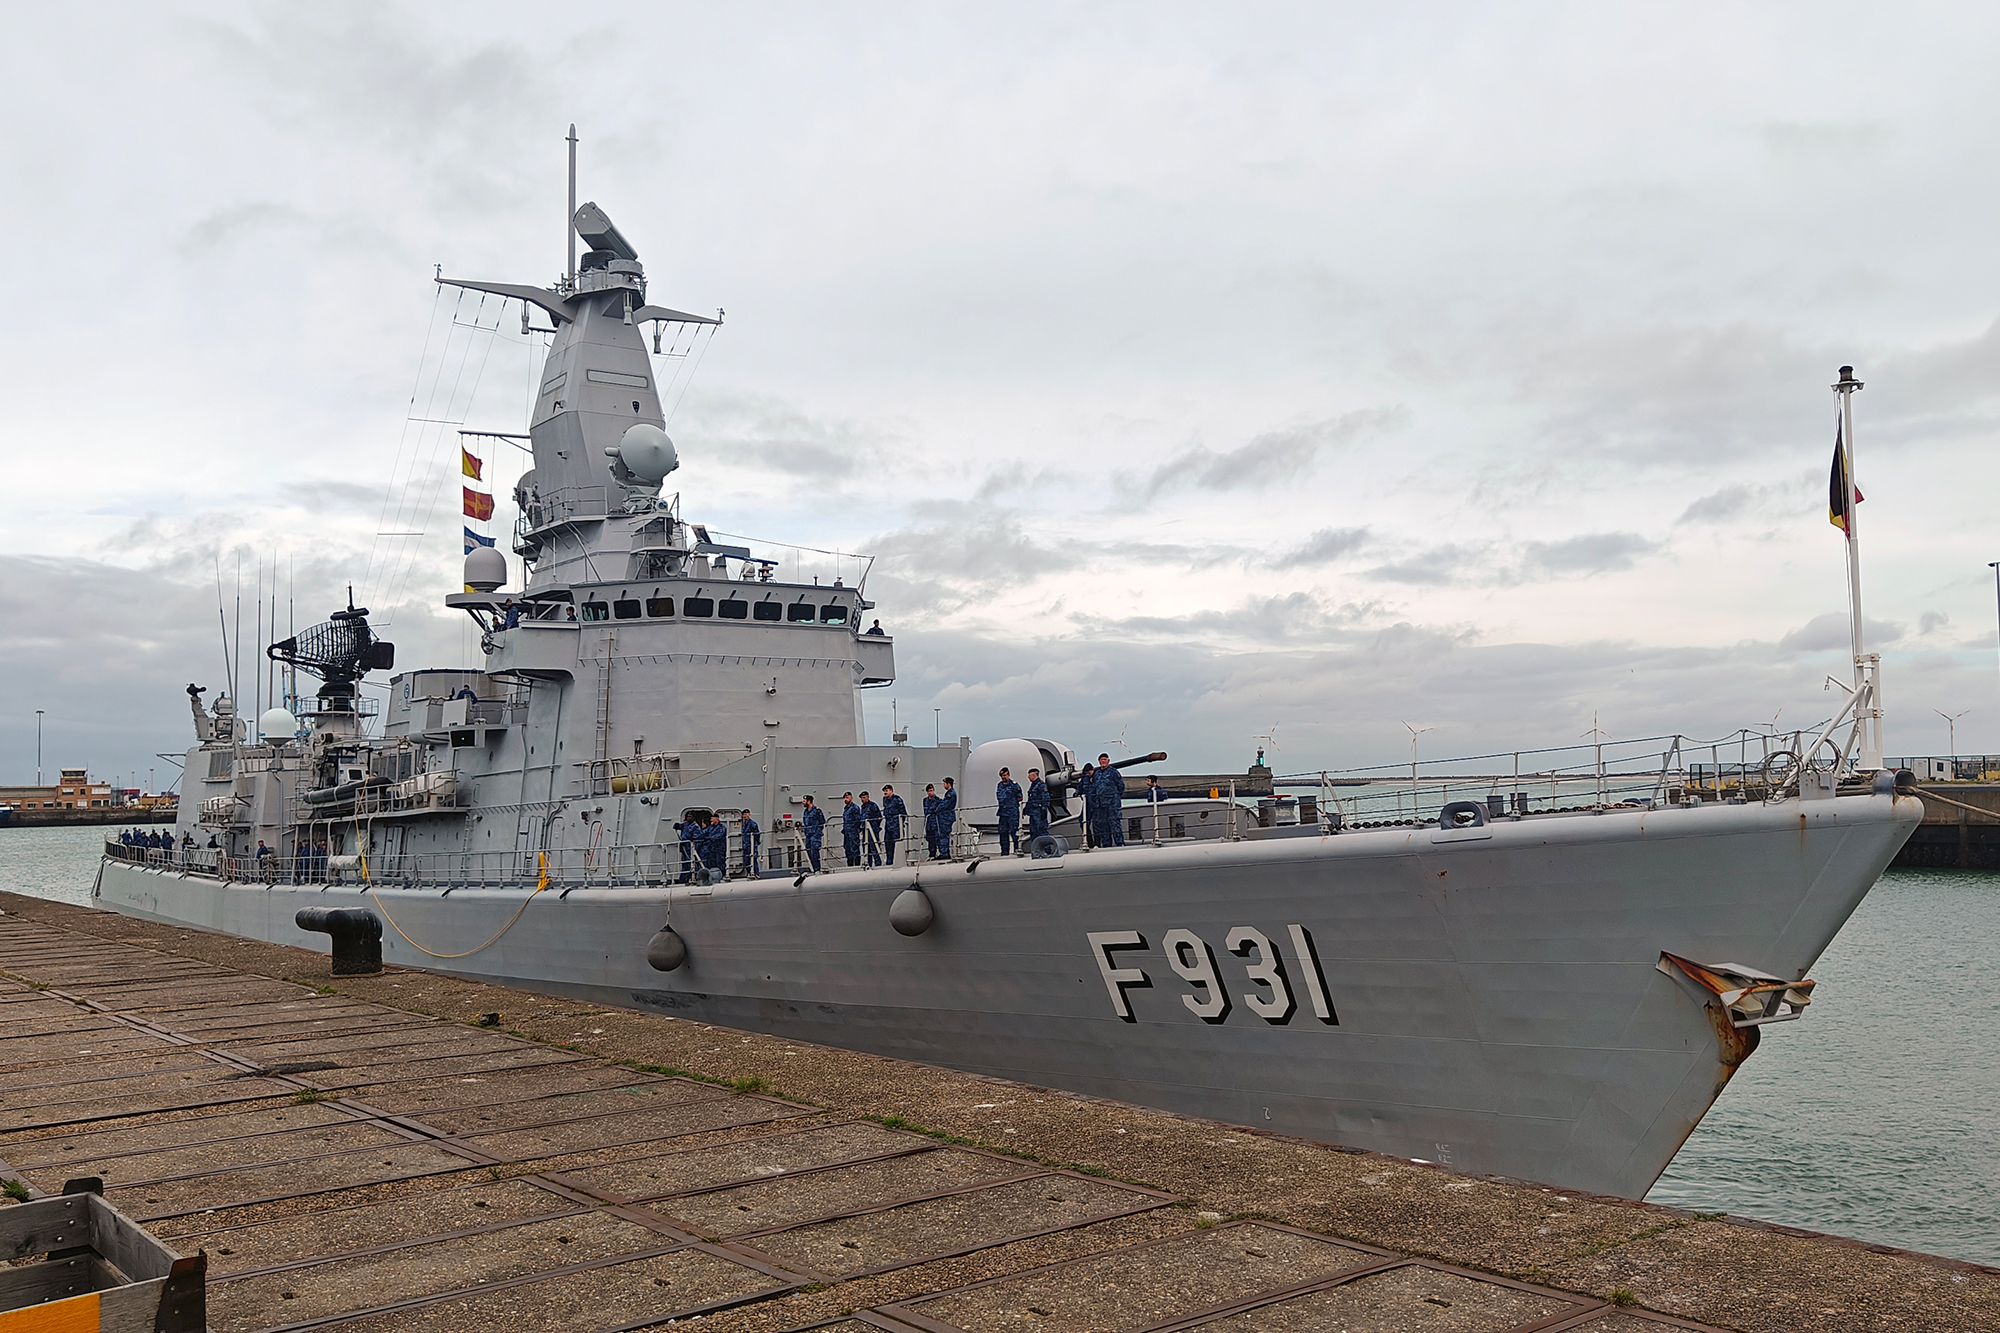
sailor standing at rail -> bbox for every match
[881,786,906,864]
[1075,763,1097,847]
[739,812,761,877]
[1094,754,1127,847]
[675,817,694,883]
[995,767,1023,856]
[697,813,729,878]
[937,777,958,859]
[1025,769,1051,842]
[800,795,825,872]
[922,785,941,858]
[841,792,864,867]
[860,790,884,867]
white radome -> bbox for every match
[464,546,507,592]
[259,707,299,740]
[616,423,678,484]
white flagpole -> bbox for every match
[1834,365,1881,768]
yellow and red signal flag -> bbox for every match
[463,487,494,521]
[1827,423,1863,538]
[462,447,483,480]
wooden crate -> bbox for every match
[0,1181,204,1331]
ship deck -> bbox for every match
[0,891,1991,1333]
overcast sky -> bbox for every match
[4,2,1998,792]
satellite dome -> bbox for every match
[464,546,507,592]
[615,423,678,484]
[260,707,299,740]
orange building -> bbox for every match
[0,768,117,810]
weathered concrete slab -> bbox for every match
[0,890,1993,1333]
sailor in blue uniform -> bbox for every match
[995,767,1023,855]
[1094,754,1127,847]
[739,812,761,876]
[860,790,884,866]
[696,814,728,876]
[1025,768,1051,841]
[800,795,826,872]
[922,785,941,858]
[881,786,906,864]
[841,792,864,867]
[936,777,958,858]
[1075,764,1097,846]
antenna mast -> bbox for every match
[566,125,578,286]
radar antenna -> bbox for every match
[266,588,395,715]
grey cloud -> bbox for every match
[677,389,902,483]
[177,203,311,257]
[1362,544,1486,586]
[1069,592,1380,646]
[279,479,391,515]
[1126,408,1408,502]
[1676,485,1755,525]
[1760,120,1893,161]
[1270,526,1370,570]
[1521,532,1656,575]
[1919,611,1950,636]
[1778,612,1906,655]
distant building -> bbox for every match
[0,768,116,810]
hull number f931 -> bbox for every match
[1087,926,1336,1026]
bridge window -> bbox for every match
[787,603,816,623]
[718,598,748,620]
[820,604,848,625]
[752,602,782,622]
[580,601,610,622]
[683,596,714,618]
[612,598,642,620]
[646,597,674,617]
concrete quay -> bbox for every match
[0,890,1993,1333]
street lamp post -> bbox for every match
[1989,562,2000,706]
[34,710,43,786]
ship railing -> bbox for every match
[299,695,381,719]
[1272,721,1854,831]
[516,486,610,542]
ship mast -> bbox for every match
[566,124,578,288]
[1834,365,1882,769]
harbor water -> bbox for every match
[5,825,1994,1265]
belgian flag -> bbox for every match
[1828,423,1862,538]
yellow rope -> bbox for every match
[356,808,549,959]
[367,871,547,960]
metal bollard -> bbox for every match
[295,907,384,975]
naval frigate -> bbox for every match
[95,151,1920,1201]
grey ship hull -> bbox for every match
[94,789,1916,1199]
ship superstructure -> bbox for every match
[96,147,1921,1201]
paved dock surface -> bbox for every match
[0,892,1994,1333]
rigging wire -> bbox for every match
[362,284,449,602]
[373,295,511,621]
[368,289,482,607]
[380,301,508,619]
